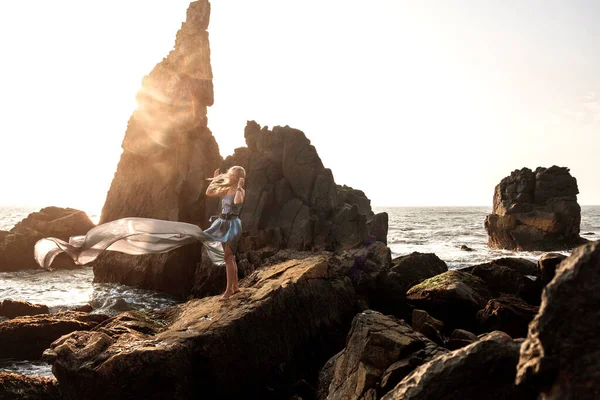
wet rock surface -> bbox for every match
[485,166,586,251]
[0,311,108,360]
[0,207,95,271]
[0,299,49,319]
[0,372,61,400]
[516,241,600,399]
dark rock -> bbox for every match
[536,252,567,285]
[412,309,444,345]
[460,245,474,252]
[316,352,341,400]
[406,271,493,331]
[485,166,587,251]
[471,262,542,305]
[382,331,537,399]
[489,257,538,276]
[447,329,478,350]
[0,299,49,319]
[516,241,600,399]
[582,232,595,235]
[367,212,389,245]
[71,303,94,313]
[0,372,61,400]
[477,295,539,338]
[0,207,95,271]
[0,311,108,360]
[46,255,356,400]
[323,310,446,400]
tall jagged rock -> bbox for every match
[484,166,586,251]
[93,0,221,296]
[221,121,388,252]
[92,2,387,298]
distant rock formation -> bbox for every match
[484,166,586,251]
[222,121,388,252]
[0,207,95,272]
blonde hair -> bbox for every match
[206,165,246,195]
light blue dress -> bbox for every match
[34,194,243,269]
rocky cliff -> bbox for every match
[484,166,586,251]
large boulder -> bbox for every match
[477,295,539,338]
[221,121,387,252]
[516,241,600,399]
[0,372,61,400]
[0,299,49,319]
[485,166,587,251]
[536,252,567,285]
[470,262,542,305]
[375,252,448,316]
[382,331,536,399]
[0,206,95,271]
[45,255,356,400]
[322,310,447,400]
[0,311,108,360]
[406,271,493,331]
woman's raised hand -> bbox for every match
[237,178,245,189]
[213,168,220,178]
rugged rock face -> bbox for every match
[516,241,600,399]
[0,372,61,400]
[485,166,586,251]
[537,252,567,285]
[46,255,356,400]
[93,0,221,294]
[477,295,539,338]
[0,207,95,271]
[0,299,49,319]
[383,331,536,399]
[221,121,388,252]
[322,310,447,400]
[406,271,493,332]
[0,311,108,360]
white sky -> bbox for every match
[0,1,598,213]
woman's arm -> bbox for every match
[234,178,245,205]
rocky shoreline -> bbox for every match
[1,1,597,398]
[1,242,598,399]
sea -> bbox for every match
[1,205,599,377]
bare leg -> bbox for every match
[220,244,238,300]
[232,256,240,293]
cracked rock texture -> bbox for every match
[485,166,586,251]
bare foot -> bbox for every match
[233,286,240,293]
[220,290,235,301]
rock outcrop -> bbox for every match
[92,0,221,296]
[485,166,586,251]
[383,331,536,399]
[0,372,61,400]
[0,207,95,271]
[221,121,388,252]
[477,295,539,338]
[45,255,356,400]
[0,311,108,360]
[0,299,49,319]
[516,241,600,399]
[322,310,447,400]
[406,271,492,331]
[91,1,386,298]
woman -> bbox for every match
[204,166,245,299]
[34,166,246,300]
